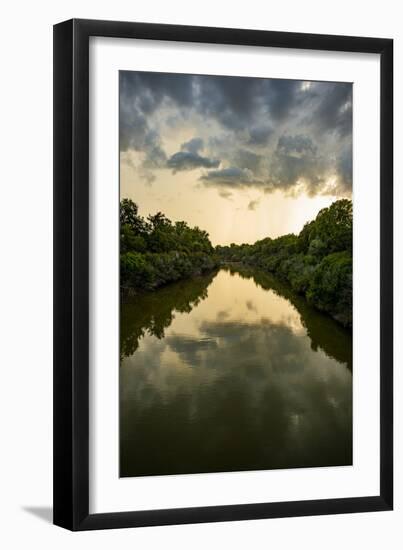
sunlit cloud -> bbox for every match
[120,71,352,244]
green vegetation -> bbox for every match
[120,199,217,292]
[120,198,352,328]
[216,199,352,328]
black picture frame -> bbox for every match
[53,18,393,531]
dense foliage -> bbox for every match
[120,198,352,328]
[120,199,217,292]
[216,200,352,328]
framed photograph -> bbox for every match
[53,19,393,530]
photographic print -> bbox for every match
[119,71,353,478]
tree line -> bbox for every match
[120,198,352,328]
[120,199,217,292]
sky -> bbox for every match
[120,71,352,246]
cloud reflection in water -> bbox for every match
[120,269,352,477]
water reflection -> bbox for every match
[120,268,352,477]
[120,271,216,358]
[226,266,352,370]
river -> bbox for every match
[120,266,352,477]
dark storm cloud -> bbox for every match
[208,132,351,197]
[262,134,332,196]
[261,79,303,121]
[196,77,308,129]
[120,70,352,196]
[268,150,327,196]
[335,142,353,193]
[166,136,220,172]
[167,151,220,172]
[120,71,194,120]
[195,75,262,129]
[119,73,168,181]
[200,167,263,188]
[119,71,196,174]
[248,124,274,146]
[181,137,204,154]
[277,134,317,156]
[233,149,265,174]
[304,82,352,137]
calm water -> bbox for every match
[120,267,352,477]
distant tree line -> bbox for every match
[216,199,352,328]
[120,199,217,292]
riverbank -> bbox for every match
[218,256,351,329]
[120,198,352,329]
[121,254,218,299]
[120,198,219,294]
[216,200,352,329]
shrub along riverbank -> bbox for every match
[120,199,218,293]
[120,198,352,329]
[216,199,352,328]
